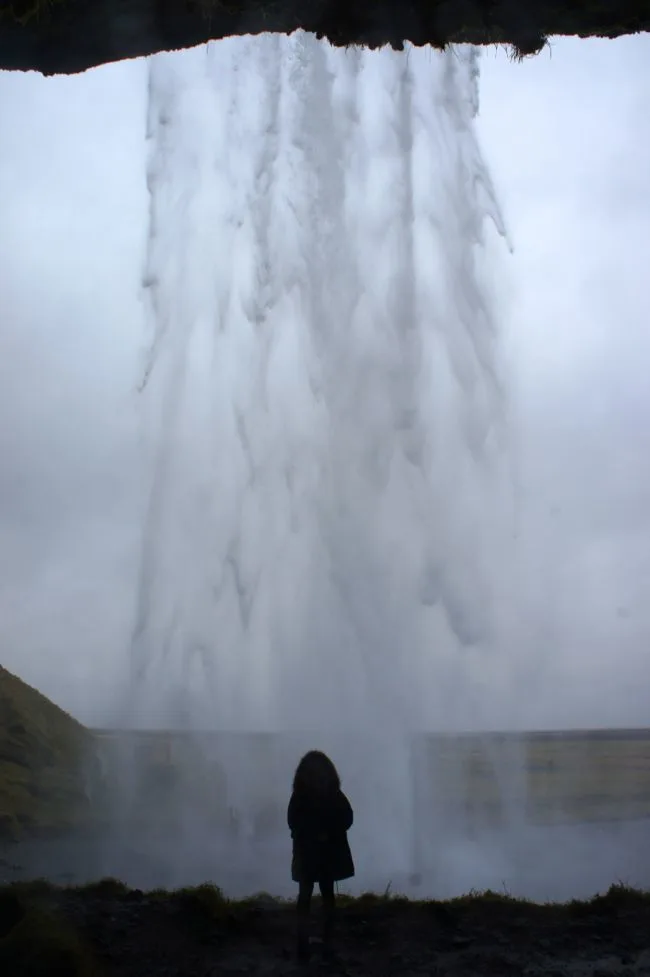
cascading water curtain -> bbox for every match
[130,33,513,737]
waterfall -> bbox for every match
[131,34,510,732]
[121,33,514,890]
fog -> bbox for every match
[0,34,649,899]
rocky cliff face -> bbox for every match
[0,666,91,840]
[0,0,648,75]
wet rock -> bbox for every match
[0,890,25,937]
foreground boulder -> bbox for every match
[0,891,99,977]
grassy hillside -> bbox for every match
[0,666,91,840]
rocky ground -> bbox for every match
[1,879,649,977]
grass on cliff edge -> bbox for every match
[0,666,91,840]
[4,877,650,916]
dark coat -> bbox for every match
[288,788,355,884]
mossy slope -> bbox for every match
[0,666,91,840]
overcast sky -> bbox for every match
[0,35,648,728]
[477,37,650,727]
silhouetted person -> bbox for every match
[288,750,354,962]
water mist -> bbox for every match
[107,33,521,896]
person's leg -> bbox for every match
[297,879,314,915]
[318,879,335,951]
[296,880,314,961]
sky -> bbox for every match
[477,37,650,726]
[0,34,649,728]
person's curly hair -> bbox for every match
[292,750,341,795]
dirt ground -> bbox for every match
[1,880,649,977]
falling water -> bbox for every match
[123,33,516,892]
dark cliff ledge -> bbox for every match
[0,0,648,76]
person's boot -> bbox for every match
[321,904,335,961]
[296,914,311,964]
